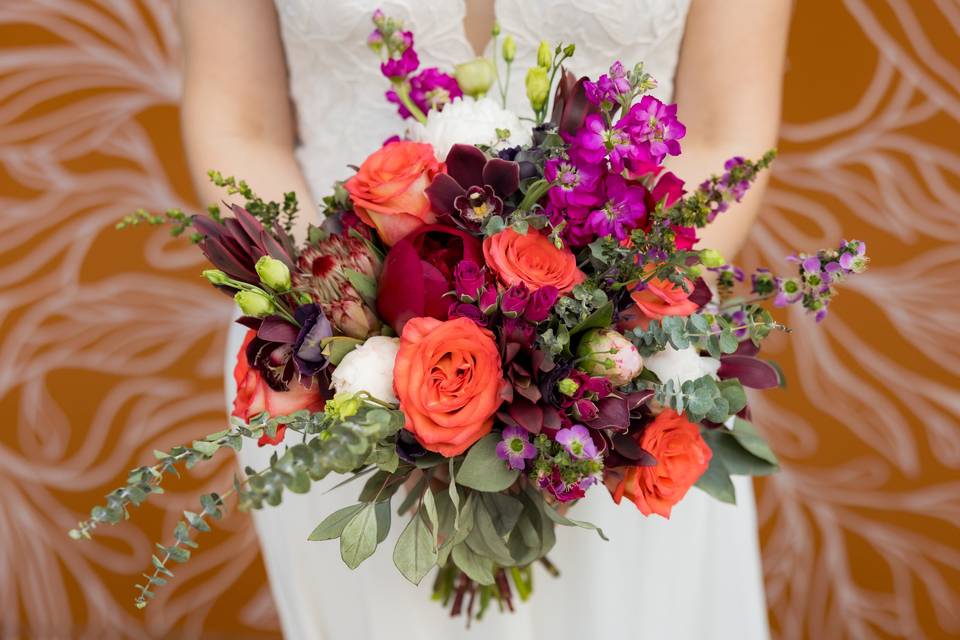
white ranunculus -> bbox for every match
[408,96,532,161]
[644,344,720,388]
[330,336,400,404]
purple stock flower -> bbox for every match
[584,61,631,106]
[453,259,484,301]
[585,173,648,241]
[545,157,602,209]
[622,95,686,162]
[524,285,559,323]
[380,43,419,79]
[555,424,599,460]
[496,425,537,471]
[386,67,461,118]
[501,283,530,317]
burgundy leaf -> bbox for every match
[718,355,782,389]
[611,433,657,466]
[507,396,544,434]
[257,315,299,343]
[586,396,630,431]
[689,277,713,309]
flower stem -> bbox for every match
[393,80,428,123]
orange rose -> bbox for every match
[609,409,712,518]
[232,330,325,446]
[620,269,699,331]
[482,228,585,294]
[394,317,503,456]
[344,141,444,246]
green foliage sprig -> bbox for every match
[207,170,299,233]
[627,311,788,359]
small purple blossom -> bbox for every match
[380,45,419,79]
[496,425,536,471]
[537,468,588,503]
[500,283,530,317]
[555,424,599,460]
[585,174,647,241]
[584,61,632,107]
[622,95,686,162]
[545,158,602,209]
[453,260,484,301]
[524,285,559,323]
[386,67,461,118]
[478,287,499,315]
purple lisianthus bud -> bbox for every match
[478,287,499,315]
[524,285,559,323]
[453,260,484,302]
[500,283,530,318]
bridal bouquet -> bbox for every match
[72,10,868,619]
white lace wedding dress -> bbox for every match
[224,1,770,638]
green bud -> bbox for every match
[326,391,362,420]
[562,43,576,57]
[557,377,580,397]
[454,57,496,98]
[698,248,725,268]
[536,40,552,68]
[255,255,291,292]
[491,22,501,37]
[525,66,549,112]
[202,269,232,287]
[234,290,275,318]
[688,264,704,279]
[502,35,516,63]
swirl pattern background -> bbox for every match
[0,1,956,638]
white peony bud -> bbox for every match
[643,344,720,387]
[330,336,400,404]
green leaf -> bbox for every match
[717,379,748,416]
[190,440,219,457]
[422,488,439,547]
[538,500,608,541]
[320,336,363,366]
[516,178,549,212]
[393,511,437,585]
[448,458,461,532]
[731,418,779,466]
[456,434,520,492]
[705,427,779,476]
[396,476,426,516]
[308,504,365,541]
[466,498,515,566]
[569,301,614,336]
[482,493,524,537]
[694,454,736,504]
[343,268,378,305]
[340,503,379,569]
[452,542,496,585]
[375,498,392,544]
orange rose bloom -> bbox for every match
[232,330,325,446]
[482,228,585,294]
[610,409,712,518]
[344,141,444,246]
[394,317,503,456]
[620,270,699,331]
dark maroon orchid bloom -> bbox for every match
[426,144,520,230]
[237,304,332,390]
[377,224,483,334]
[192,204,295,287]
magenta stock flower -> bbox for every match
[545,157,602,209]
[496,425,537,470]
[585,173,648,241]
[584,61,631,106]
[386,67,461,118]
[380,44,418,79]
[622,95,686,162]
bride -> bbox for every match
[178,1,791,638]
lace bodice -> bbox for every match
[274,0,691,202]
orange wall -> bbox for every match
[0,2,957,638]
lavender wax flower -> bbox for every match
[496,425,537,471]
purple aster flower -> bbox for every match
[585,174,647,241]
[622,95,686,162]
[555,424,599,460]
[496,425,536,471]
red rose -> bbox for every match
[608,409,712,518]
[231,330,325,446]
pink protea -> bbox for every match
[294,233,383,339]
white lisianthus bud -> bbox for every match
[454,57,496,98]
[255,255,291,292]
[644,344,720,387]
[330,336,400,404]
[576,328,643,386]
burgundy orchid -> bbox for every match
[237,304,332,391]
[425,144,520,230]
[192,204,295,287]
[377,224,483,334]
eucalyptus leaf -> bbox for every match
[704,429,778,476]
[422,488,439,547]
[308,504,365,541]
[452,542,496,586]
[694,454,736,504]
[393,511,437,585]
[456,434,520,492]
[482,492,524,537]
[340,503,378,569]
[731,418,779,466]
[375,498,392,544]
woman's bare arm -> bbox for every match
[178,0,317,241]
[668,0,793,260]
